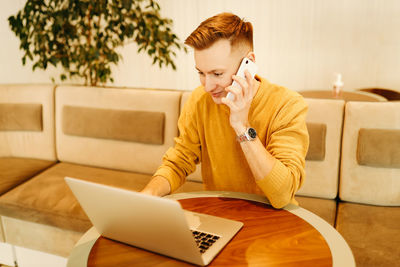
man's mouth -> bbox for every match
[211,91,224,98]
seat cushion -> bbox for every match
[336,202,400,267]
[296,196,337,226]
[0,157,56,195]
[0,162,203,233]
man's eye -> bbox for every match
[198,71,204,76]
[214,73,222,77]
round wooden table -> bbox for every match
[67,191,355,267]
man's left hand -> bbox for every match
[221,70,257,134]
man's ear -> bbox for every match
[246,52,256,62]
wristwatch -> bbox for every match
[236,127,257,142]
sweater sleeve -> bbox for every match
[153,94,201,192]
[256,94,309,208]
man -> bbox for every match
[142,12,309,209]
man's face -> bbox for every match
[194,39,243,104]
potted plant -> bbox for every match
[8,0,185,86]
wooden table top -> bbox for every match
[86,197,331,266]
[67,191,354,267]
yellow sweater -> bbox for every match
[154,76,309,208]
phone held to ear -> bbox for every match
[226,57,258,101]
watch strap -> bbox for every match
[236,127,257,142]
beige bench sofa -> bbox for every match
[0,84,399,267]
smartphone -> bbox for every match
[226,57,258,101]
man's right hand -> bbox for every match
[141,175,171,197]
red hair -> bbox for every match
[185,13,253,51]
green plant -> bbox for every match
[9,0,185,86]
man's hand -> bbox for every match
[221,70,258,134]
[141,176,171,197]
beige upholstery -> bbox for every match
[0,160,202,257]
[296,196,337,226]
[63,106,165,145]
[305,123,326,161]
[0,162,153,232]
[296,98,345,199]
[336,202,400,267]
[0,157,55,195]
[357,128,400,168]
[0,103,42,131]
[0,162,201,233]
[340,102,400,205]
[55,86,181,174]
[0,84,56,160]
[180,91,202,182]
[2,216,83,257]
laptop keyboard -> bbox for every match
[191,230,220,254]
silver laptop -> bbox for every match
[65,177,243,266]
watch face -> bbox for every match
[248,128,257,139]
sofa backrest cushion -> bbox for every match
[55,86,181,174]
[0,84,56,160]
[340,101,400,206]
[296,98,345,199]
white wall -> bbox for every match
[1,0,399,91]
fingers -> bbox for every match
[243,70,255,99]
[222,70,254,108]
[222,86,240,109]
[231,70,253,99]
[227,84,242,99]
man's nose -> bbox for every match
[204,76,216,92]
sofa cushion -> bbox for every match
[0,84,56,160]
[62,106,165,145]
[340,102,400,205]
[0,162,203,233]
[0,103,42,131]
[296,98,345,199]
[336,202,400,267]
[357,128,400,168]
[0,157,55,195]
[296,196,337,226]
[2,216,83,257]
[55,86,181,174]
